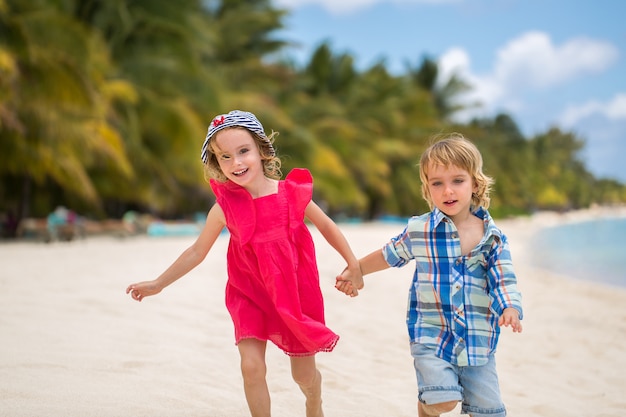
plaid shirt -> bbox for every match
[382,207,523,366]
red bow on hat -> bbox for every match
[213,116,225,127]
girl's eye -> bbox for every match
[219,154,231,161]
[239,148,249,155]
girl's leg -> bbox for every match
[238,339,270,417]
[290,355,324,417]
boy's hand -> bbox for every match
[498,307,523,333]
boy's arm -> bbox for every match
[487,235,523,319]
[358,250,391,275]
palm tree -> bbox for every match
[206,0,290,89]
[406,55,474,122]
[0,0,133,218]
[73,0,222,215]
[529,127,591,210]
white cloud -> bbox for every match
[274,0,458,15]
[560,93,626,127]
[438,48,504,112]
[437,31,620,123]
[274,0,376,14]
[494,31,619,90]
[606,94,626,119]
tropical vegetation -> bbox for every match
[1,0,625,229]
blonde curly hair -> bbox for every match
[419,133,494,210]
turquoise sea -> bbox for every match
[530,216,626,288]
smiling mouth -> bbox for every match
[233,168,248,176]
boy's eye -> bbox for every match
[454,178,464,184]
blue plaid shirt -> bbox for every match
[382,207,523,367]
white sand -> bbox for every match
[1,208,625,416]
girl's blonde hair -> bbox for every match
[419,133,494,210]
[202,127,282,182]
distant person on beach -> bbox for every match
[336,133,523,417]
[126,110,361,417]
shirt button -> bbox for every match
[451,233,458,239]
[455,284,461,289]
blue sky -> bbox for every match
[274,0,626,182]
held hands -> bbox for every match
[335,264,364,297]
[499,307,523,333]
[126,280,162,302]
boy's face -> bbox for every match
[213,128,263,187]
[425,163,477,219]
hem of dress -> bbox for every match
[235,335,340,357]
[284,335,340,357]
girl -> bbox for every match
[127,110,361,417]
[336,133,523,417]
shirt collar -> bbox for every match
[430,206,502,239]
[430,207,448,227]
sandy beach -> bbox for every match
[1,208,625,417]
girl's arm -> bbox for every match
[126,203,226,301]
[305,201,363,293]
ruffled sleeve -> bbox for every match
[284,168,313,229]
[209,179,223,199]
[210,179,256,244]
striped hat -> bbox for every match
[200,110,275,163]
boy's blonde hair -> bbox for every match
[203,127,282,182]
[419,133,494,210]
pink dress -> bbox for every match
[210,168,339,356]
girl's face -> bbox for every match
[213,128,264,187]
[425,162,477,220]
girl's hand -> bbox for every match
[335,278,356,296]
[335,265,363,297]
[498,307,523,333]
[126,281,161,302]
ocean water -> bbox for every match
[530,217,626,288]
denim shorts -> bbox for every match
[410,343,506,417]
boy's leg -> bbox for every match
[411,343,462,416]
[238,339,271,417]
[418,400,459,417]
[458,356,506,417]
[290,355,324,417]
